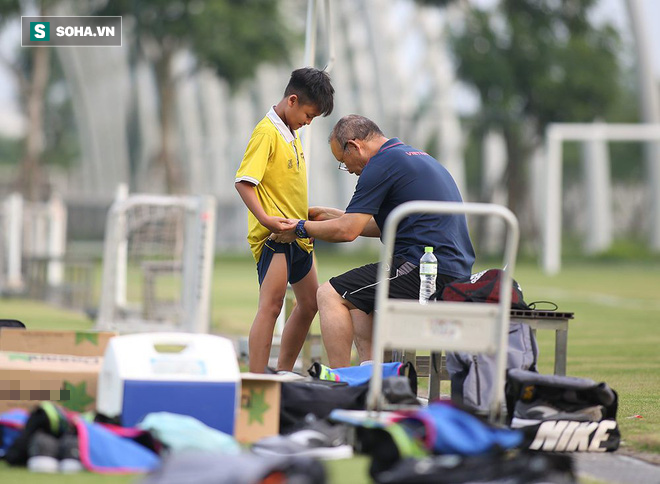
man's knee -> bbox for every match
[317,282,340,308]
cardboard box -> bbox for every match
[0,351,102,414]
[235,373,301,444]
[0,329,116,357]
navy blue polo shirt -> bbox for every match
[345,138,475,279]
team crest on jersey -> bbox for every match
[288,159,293,169]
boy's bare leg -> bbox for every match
[351,309,373,363]
[248,254,288,373]
[317,281,357,368]
[277,260,319,371]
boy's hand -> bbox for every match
[263,216,297,234]
[269,230,297,244]
[268,218,297,243]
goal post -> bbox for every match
[96,194,216,333]
[542,123,660,274]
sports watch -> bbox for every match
[295,219,309,238]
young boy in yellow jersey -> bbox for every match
[235,68,334,373]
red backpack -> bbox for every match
[433,269,529,310]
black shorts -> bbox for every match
[329,258,457,314]
[257,240,313,286]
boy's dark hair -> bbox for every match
[284,67,334,116]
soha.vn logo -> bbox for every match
[30,22,50,41]
[30,21,116,41]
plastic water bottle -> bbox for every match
[419,246,437,305]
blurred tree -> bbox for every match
[416,0,623,218]
[94,0,293,193]
[0,0,60,201]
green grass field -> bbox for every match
[1,250,659,483]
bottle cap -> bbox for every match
[424,246,433,253]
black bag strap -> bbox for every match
[527,301,558,311]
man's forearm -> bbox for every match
[309,206,345,221]
[305,219,356,242]
[302,212,373,243]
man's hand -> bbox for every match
[309,206,344,221]
[263,216,296,234]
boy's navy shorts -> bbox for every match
[257,240,313,286]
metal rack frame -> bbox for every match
[366,201,520,421]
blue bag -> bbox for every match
[0,408,30,457]
[1,403,159,473]
[309,361,411,387]
[394,402,523,455]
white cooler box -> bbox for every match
[97,333,240,434]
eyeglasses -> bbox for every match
[338,140,353,171]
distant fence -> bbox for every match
[65,198,247,252]
[66,199,112,241]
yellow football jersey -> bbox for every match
[235,108,312,261]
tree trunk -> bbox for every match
[17,44,50,201]
[155,49,184,194]
[503,122,540,244]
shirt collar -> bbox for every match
[266,106,296,143]
[378,138,403,153]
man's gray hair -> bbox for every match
[329,115,384,146]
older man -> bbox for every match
[274,114,475,367]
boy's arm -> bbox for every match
[235,181,296,234]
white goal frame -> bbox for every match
[542,123,660,274]
[96,194,216,333]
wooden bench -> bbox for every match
[388,309,575,400]
[511,309,574,376]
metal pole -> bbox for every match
[276,0,324,337]
[542,127,562,274]
[303,0,318,68]
[581,124,612,254]
[626,0,660,250]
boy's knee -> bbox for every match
[259,295,285,320]
[295,296,318,318]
